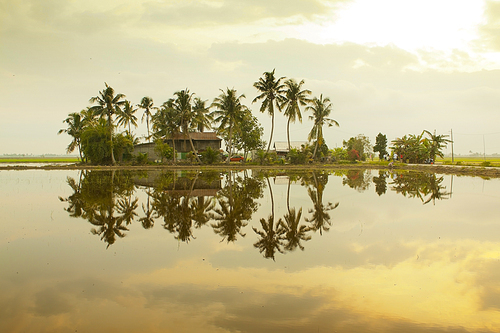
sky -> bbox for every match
[1,0,500,155]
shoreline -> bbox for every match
[1,163,500,178]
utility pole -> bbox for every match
[450,129,454,163]
[483,134,486,161]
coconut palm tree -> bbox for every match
[58,111,85,160]
[89,83,126,165]
[424,130,451,162]
[192,97,213,132]
[252,69,286,153]
[116,100,138,136]
[282,79,311,151]
[211,88,248,164]
[306,94,339,160]
[170,89,202,163]
[152,101,181,164]
[138,96,157,142]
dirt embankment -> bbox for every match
[2,162,500,178]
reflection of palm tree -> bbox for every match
[253,214,286,260]
[191,196,215,228]
[253,177,286,260]
[211,172,249,242]
[283,208,310,251]
[212,199,247,242]
[89,207,128,248]
[390,172,451,205]
[117,196,139,225]
[305,172,339,235]
[139,189,155,229]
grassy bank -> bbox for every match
[437,157,500,167]
[0,156,80,163]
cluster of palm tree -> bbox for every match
[391,130,451,163]
[60,71,340,164]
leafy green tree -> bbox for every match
[252,69,286,154]
[80,119,112,165]
[154,139,173,163]
[211,88,248,164]
[152,101,181,164]
[282,78,311,151]
[138,96,157,142]
[306,94,339,160]
[343,135,371,161]
[89,83,126,165]
[117,100,138,136]
[373,133,388,160]
[232,110,265,160]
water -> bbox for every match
[1,169,500,332]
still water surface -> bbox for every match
[1,169,500,332]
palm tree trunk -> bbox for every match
[287,117,291,152]
[267,113,274,154]
[108,113,116,165]
[226,124,233,164]
[312,139,318,160]
[172,138,177,164]
[188,133,202,163]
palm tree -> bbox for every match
[89,83,126,165]
[306,94,339,160]
[282,79,311,151]
[138,96,157,142]
[152,102,181,164]
[211,88,248,164]
[424,130,451,162]
[116,100,138,136]
[252,69,286,153]
[58,111,85,161]
[170,89,202,163]
[192,97,213,132]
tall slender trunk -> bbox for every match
[287,117,291,152]
[312,139,318,160]
[172,138,177,164]
[226,123,233,164]
[108,113,116,165]
[187,133,202,163]
[146,115,150,142]
[267,113,274,154]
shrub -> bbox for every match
[135,152,149,165]
[201,147,220,164]
[481,161,491,167]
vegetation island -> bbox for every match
[57,69,463,172]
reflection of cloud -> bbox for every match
[34,287,72,316]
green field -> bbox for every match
[437,156,500,167]
[0,156,80,163]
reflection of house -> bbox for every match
[134,171,221,197]
[133,132,222,161]
[273,141,308,156]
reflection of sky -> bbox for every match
[1,170,500,332]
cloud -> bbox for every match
[140,0,348,27]
[478,0,500,51]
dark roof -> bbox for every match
[169,132,221,141]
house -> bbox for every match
[273,141,308,156]
[133,132,222,161]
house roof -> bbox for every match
[273,141,308,152]
[169,132,221,141]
